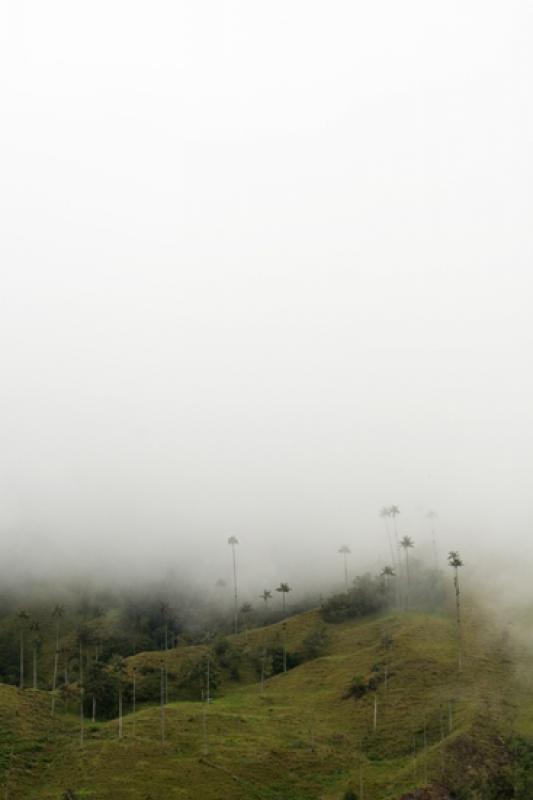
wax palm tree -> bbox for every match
[389,505,401,556]
[276,583,292,615]
[17,610,29,689]
[51,604,65,716]
[228,536,239,634]
[240,602,253,637]
[380,565,396,603]
[338,545,351,590]
[448,551,464,670]
[400,536,414,611]
[380,507,396,567]
[259,589,272,607]
[29,620,41,690]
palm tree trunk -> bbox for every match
[164,621,169,704]
[80,688,84,747]
[231,544,238,634]
[343,554,348,590]
[405,550,410,612]
[118,686,123,739]
[454,568,462,670]
[384,515,395,568]
[132,670,136,738]
[160,663,165,744]
[19,631,24,690]
[51,620,60,716]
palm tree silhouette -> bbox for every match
[389,505,401,558]
[380,507,396,567]
[276,583,292,615]
[380,565,396,601]
[228,536,239,634]
[259,589,272,607]
[338,545,351,590]
[448,551,464,670]
[400,536,414,611]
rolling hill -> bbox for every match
[0,604,532,799]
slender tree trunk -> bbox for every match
[32,645,37,690]
[206,657,210,704]
[79,643,83,687]
[404,550,410,612]
[343,554,348,591]
[160,662,165,744]
[80,688,84,747]
[260,649,266,695]
[132,670,136,738]
[202,690,208,755]
[19,631,24,690]
[51,620,60,716]
[231,544,238,634]
[454,567,462,670]
[164,622,169,703]
[384,516,395,568]
[118,686,123,739]
[92,695,96,723]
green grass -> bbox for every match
[0,606,531,799]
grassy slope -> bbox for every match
[0,606,530,800]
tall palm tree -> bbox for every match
[380,507,396,567]
[29,620,41,690]
[400,536,414,611]
[389,505,401,556]
[276,582,292,615]
[338,545,351,590]
[448,551,464,670]
[227,536,239,634]
[240,602,253,637]
[380,565,396,603]
[51,604,65,716]
[17,610,29,690]
[259,589,272,607]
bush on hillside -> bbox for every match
[321,574,387,623]
[301,626,330,660]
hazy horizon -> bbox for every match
[1,1,532,584]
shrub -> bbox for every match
[344,676,368,699]
[321,574,387,623]
[301,627,329,660]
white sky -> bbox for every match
[0,1,532,585]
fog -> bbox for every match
[1,2,532,590]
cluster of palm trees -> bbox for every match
[226,536,292,632]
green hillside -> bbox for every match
[1,606,532,800]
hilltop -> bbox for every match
[1,603,532,800]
